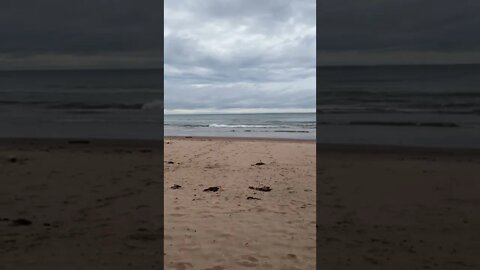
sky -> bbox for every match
[4,1,476,112]
[0,0,162,70]
[164,0,316,114]
[318,0,480,66]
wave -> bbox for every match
[142,100,163,110]
[317,121,460,128]
[0,99,164,111]
[165,123,316,130]
[0,88,161,93]
[54,119,162,123]
[209,124,272,128]
[349,121,459,127]
[47,102,144,110]
[273,130,310,133]
[317,106,480,115]
[0,100,51,106]
[318,90,480,98]
[164,124,209,128]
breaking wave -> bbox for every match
[0,99,164,111]
[208,124,272,128]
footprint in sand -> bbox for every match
[284,253,299,261]
[236,255,259,267]
[170,262,193,270]
[202,266,225,270]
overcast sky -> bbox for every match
[318,0,480,66]
[164,0,316,114]
[0,0,162,70]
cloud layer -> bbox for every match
[164,0,316,113]
[318,0,480,65]
[0,0,162,69]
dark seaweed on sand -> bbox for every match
[249,186,272,192]
[171,184,182,189]
[203,186,220,192]
[11,218,32,226]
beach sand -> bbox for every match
[318,145,480,269]
[3,137,478,269]
[0,139,163,269]
[164,137,316,270]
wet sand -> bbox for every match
[164,137,316,270]
[318,144,480,269]
[0,139,163,269]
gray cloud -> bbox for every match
[318,0,480,65]
[164,0,316,113]
[317,0,480,65]
[0,0,162,69]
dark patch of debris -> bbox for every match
[129,233,161,241]
[68,140,90,144]
[249,186,272,192]
[11,218,32,226]
[203,186,220,192]
[171,184,182,190]
[252,162,266,166]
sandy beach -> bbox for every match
[318,144,480,269]
[3,137,479,269]
[0,139,163,269]
[164,137,316,270]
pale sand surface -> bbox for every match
[0,139,163,269]
[318,145,480,269]
[164,137,316,270]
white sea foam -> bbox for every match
[209,124,271,128]
[142,100,163,110]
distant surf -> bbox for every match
[0,69,163,139]
[318,64,480,148]
[164,113,315,140]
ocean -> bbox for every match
[164,113,316,140]
[0,69,163,139]
[4,65,480,147]
[318,64,480,148]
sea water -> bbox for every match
[318,64,480,148]
[164,113,316,140]
[0,69,163,139]
[4,65,479,147]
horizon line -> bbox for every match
[317,62,480,68]
[0,67,164,72]
[165,111,315,116]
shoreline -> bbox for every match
[0,137,164,148]
[317,143,480,155]
[165,135,315,143]
[3,137,480,154]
